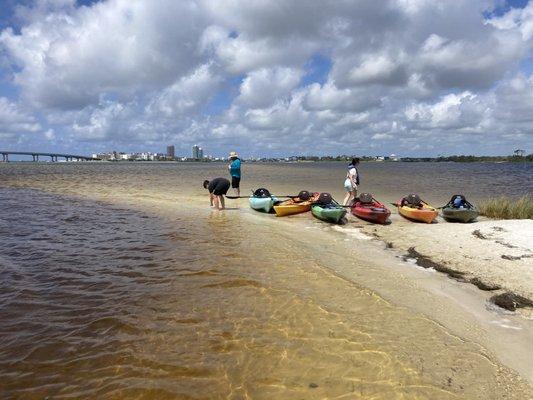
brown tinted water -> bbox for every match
[1,162,532,399]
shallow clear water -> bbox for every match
[0,162,532,399]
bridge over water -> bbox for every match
[0,151,100,162]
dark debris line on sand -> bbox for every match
[502,254,533,261]
[472,230,488,240]
[490,293,533,312]
[469,278,501,291]
[403,248,533,312]
[405,247,467,281]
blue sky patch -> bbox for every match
[301,54,332,87]
[486,0,529,17]
[202,75,244,116]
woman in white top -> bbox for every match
[343,158,360,206]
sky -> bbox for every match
[0,0,532,158]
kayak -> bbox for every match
[442,206,478,223]
[351,199,390,224]
[441,195,478,223]
[311,203,347,224]
[249,196,279,213]
[274,192,319,217]
[397,200,438,224]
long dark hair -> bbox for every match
[349,157,360,166]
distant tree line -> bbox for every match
[285,154,532,162]
[400,154,532,162]
[247,154,532,163]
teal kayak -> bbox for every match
[249,196,278,213]
[311,204,347,223]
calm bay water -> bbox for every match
[0,162,532,399]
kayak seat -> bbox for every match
[401,194,424,208]
[447,194,473,209]
[253,188,271,198]
[297,190,311,201]
[317,192,333,205]
[358,193,373,203]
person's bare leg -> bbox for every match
[345,191,355,206]
[213,195,220,210]
[235,187,240,197]
[343,192,351,206]
[220,195,225,210]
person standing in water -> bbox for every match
[228,151,241,196]
[203,178,230,210]
[343,158,360,206]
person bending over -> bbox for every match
[203,178,230,210]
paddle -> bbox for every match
[225,194,298,199]
[330,197,352,208]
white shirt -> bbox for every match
[346,166,357,186]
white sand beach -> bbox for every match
[358,215,533,315]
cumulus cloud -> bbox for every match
[347,53,408,86]
[1,0,208,108]
[493,74,533,126]
[405,92,488,130]
[72,101,130,140]
[488,2,533,42]
[418,31,523,89]
[0,0,531,155]
[147,64,222,117]
[0,97,41,137]
[303,82,381,112]
[238,67,302,108]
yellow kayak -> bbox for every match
[274,192,319,217]
[397,200,438,224]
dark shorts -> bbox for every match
[209,178,230,196]
[231,176,241,188]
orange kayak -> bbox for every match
[397,201,438,224]
[274,193,319,217]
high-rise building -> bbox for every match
[198,147,204,160]
[192,145,199,159]
[166,145,175,159]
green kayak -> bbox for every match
[311,203,347,224]
[441,195,478,223]
[442,206,479,223]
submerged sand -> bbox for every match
[357,214,533,315]
[2,162,533,396]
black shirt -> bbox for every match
[208,178,230,195]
